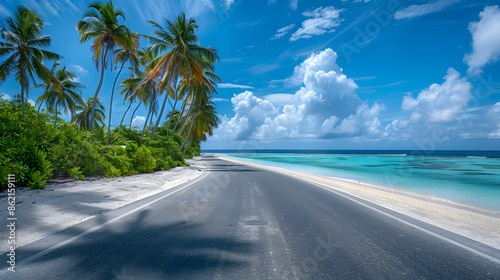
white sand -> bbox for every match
[219,156,500,251]
[0,157,206,253]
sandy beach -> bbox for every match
[0,158,206,254]
[1,155,499,256]
[219,156,500,251]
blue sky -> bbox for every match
[1,0,500,151]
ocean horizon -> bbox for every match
[206,150,500,211]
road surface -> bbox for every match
[2,156,500,279]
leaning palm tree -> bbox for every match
[180,100,219,152]
[36,62,85,129]
[144,13,219,140]
[0,6,61,116]
[76,1,131,132]
[175,61,219,137]
[72,97,105,130]
[106,32,139,145]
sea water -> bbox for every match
[212,150,500,211]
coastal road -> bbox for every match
[2,156,500,279]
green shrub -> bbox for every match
[127,143,156,174]
[69,167,85,180]
[0,102,54,189]
[0,100,203,190]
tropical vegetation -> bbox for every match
[0,2,219,190]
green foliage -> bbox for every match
[69,167,85,180]
[0,100,197,191]
[0,102,53,189]
[126,143,156,173]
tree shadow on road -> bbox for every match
[6,209,254,279]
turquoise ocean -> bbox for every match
[209,150,500,211]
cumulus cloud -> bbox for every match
[385,68,472,139]
[131,116,146,127]
[213,48,383,141]
[0,93,11,101]
[485,102,500,137]
[464,5,500,75]
[218,83,254,89]
[401,68,471,123]
[68,64,88,76]
[271,24,295,40]
[290,6,343,41]
[394,0,460,20]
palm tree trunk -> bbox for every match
[129,100,142,128]
[165,91,179,137]
[178,99,195,137]
[21,87,25,116]
[120,99,132,126]
[37,100,44,112]
[140,87,157,141]
[181,112,197,151]
[173,91,193,132]
[150,90,169,140]
[54,106,58,130]
[140,106,152,143]
[89,49,108,132]
[107,60,126,145]
[150,65,178,140]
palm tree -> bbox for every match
[144,13,219,140]
[176,60,219,138]
[0,6,61,116]
[36,62,85,129]
[107,32,139,145]
[72,97,105,130]
[180,100,219,152]
[76,1,131,132]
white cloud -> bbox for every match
[394,0,460,20]
[0,93,11,101]
[290,6,343,41]
[486,102,500,137]
[401,68,471,123]
[271,24,295,40]
[12,0,86,19]
[130,0,215,22]
[224,0,234,11]
[263,94,295,107]
[289,0,298,10]
[131,116,146,127]
[68,64,88,76]
[464,5,500,75]
[385,68,472,139]
[213,48,383,141]
[218,83,254,89]
[212,98,230,102]
[456,102,500,139]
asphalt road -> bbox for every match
[2,156,500,279]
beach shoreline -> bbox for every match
[217,155,500,251]
[0,157,206,254]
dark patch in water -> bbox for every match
[461,172,497,176]
[362,164,389,168]
[471,163,500,169]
